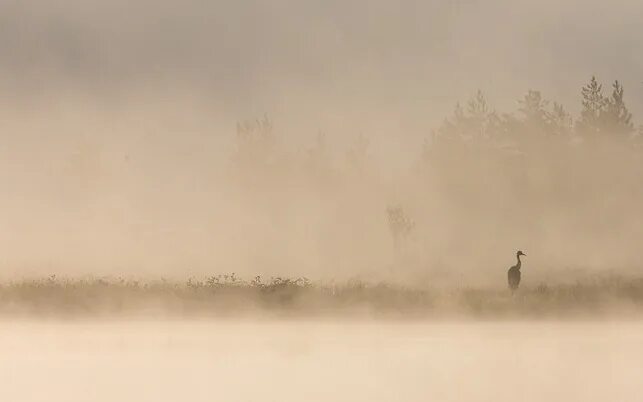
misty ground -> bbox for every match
[2,275,643,319]
[1,320,640,402]
[4,276,641,402]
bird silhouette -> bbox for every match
[507,250,526,292]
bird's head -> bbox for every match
[517,250,526,257]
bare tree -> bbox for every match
[386,205,415,251]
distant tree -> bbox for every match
[603,80,634,136]
[577,76,608,137]
[386,205,414,251]
[548,102,573,137]
[576,76,634,138]
[234,114,275,167]
[516,90,573,139]
[518,90,549,128]
[466,90,490,127]
[436,90,500,144]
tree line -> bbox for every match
[431,76,639,151]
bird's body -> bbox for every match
[507,266,521,291]
[507,251,525,292]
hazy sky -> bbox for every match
[1,0,641,118]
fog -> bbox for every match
[3,3,643,401]
[0,0,642,284]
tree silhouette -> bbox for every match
[234,114,275,168]
[518,90,549,127]
[577,76,608,137]
[435,90,501,145]
[576,76,634,138]
[603,80,634,136]
[386,205,414,251]
[548,102,573,137]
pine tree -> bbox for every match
[576,77,633,138]
[516,90,572,139]
[548,102,573,137]
[518,90,549,126]
[437,90,496,143]
[577,76,608,137]
[603,80,634,136]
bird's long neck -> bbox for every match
[516,254,522,269]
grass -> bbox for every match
[1,274,643,319]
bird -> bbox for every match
[507,250,526,292]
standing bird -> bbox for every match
[507,250,526,292]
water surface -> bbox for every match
[1,320,640,402]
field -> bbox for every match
[2,274,643,319]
